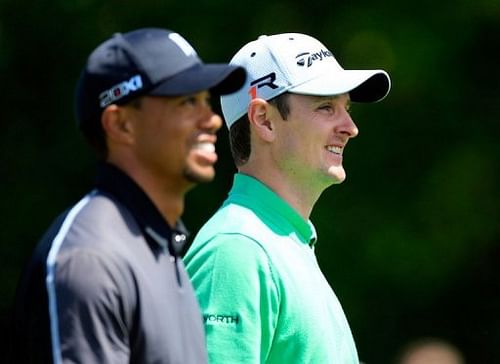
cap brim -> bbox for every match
[289,70,391,103]
[149,63,246,96]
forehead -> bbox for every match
[288,93,350,105]
[290,93,350,102]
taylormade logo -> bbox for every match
[296,49,333,67]
[99,75,143,107]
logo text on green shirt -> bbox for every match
[204,313,240,325]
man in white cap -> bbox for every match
[184,33,391,363]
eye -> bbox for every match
[317,103,334,112]
[179,94,213,109]
[180,96,198,106]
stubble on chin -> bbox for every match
[182,166,215,185]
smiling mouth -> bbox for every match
[194,142,216,153]
[326,145,343,156]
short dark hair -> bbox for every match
[79,97,143,160]
[229,93,290,167]
[268,92,290,121]
[229,116,250,167]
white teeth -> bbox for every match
[195,142,215,153]
[326,145,343,155]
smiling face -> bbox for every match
[271,93,358,190]
[127,91,223,191]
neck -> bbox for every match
[239,163,321,220]
[107,158,186,227]
[140,184,185,227]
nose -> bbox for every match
[339,110,359,139]
[199,107,223,134]
[207,113,223,133]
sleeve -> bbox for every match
[52,249,133,364]
[185,234,280,364]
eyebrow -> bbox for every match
[311,95,348,103]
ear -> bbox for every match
[247,98,275,142]
[101,105,134,145]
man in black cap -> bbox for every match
[11,27,245,363]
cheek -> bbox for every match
[141,122,185,159]
[157,116,188,140]
[298,129,324,156]
[171,125,199,158]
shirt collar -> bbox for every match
[94,162,189,256]
[227,173,317,246]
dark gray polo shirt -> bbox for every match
[13,163,207,363]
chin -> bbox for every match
[327,166,346,184]
[183,167,216,184]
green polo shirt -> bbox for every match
[184,173,359,363]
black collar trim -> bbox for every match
[94,162,189,256]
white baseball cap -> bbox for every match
[221,33,391,128]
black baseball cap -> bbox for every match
[75,27,246,129]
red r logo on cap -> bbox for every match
[248,86,257,99]
[249,73,278,99]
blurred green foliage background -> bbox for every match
[1,0,499,362]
